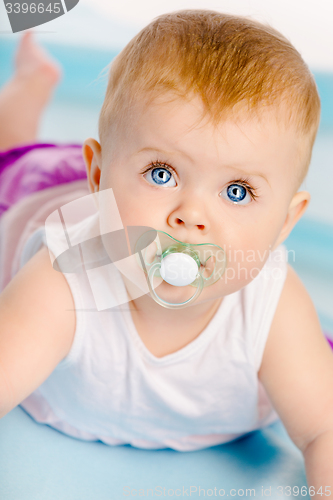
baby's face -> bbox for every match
[93,95,308,300]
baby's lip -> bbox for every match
[158,232,201,246]
[171,237,213,247]
[155,230,220,252]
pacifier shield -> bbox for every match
[160,252,198,287]
[135,228,227,309]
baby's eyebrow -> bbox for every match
[135,146,192,162]
[136,146,269,185]
[230,167,269,185]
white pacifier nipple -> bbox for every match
[160,252,198,287]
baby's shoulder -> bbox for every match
[271,263,312,316]
[259,262,320,377]
[17,244,76,360]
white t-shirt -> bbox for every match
[18,213,287,451]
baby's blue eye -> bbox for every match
[144,166,177,187]
[220,183,252,205]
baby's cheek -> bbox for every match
[220,261,261,291]
[219,239,273,291]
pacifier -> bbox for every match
[135,231,227,309]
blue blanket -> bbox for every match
[0,406,309,499]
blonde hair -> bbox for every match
[99,9,320,185]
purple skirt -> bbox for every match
[0,142,87,219]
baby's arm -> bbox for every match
[0,246,76,418]
[259,265,333,494]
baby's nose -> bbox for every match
[167,203,209,233]
[174,216,205,231]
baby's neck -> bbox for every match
[126,291,223,358]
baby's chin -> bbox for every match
[189,280,248,305]
[148,276,251,309]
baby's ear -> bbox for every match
[274,191,311,248]
[82,138,102,194]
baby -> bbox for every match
[1,10,333,492]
